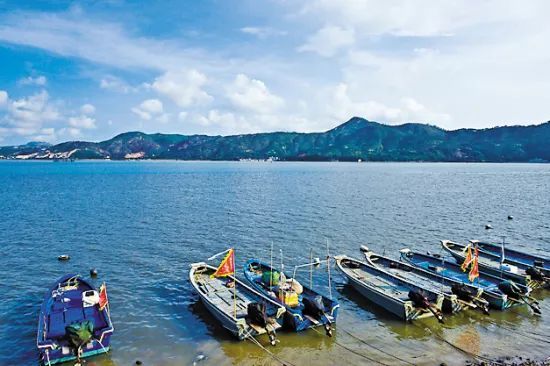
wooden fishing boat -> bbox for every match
[37,274,113,365]
[335,255,445,322]
[442,240,549,290]
[189,262,285,345]
[243,259,339,335]
[360,246,489,314]
[400,249,541,314]
[471,240,549,276]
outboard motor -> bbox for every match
[247,302,267,327]
[526,266,546,282]
[451,284,475,301]
[498,281,522,300]
[408,290,444,323]
[451,284,490,314]
[498,281,541,315]
[247,302,278,345]
[303,296,332,337]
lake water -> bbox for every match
[0,161,548,366]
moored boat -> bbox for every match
[335,255,445,322]
[469,240,549,277]
[37,274,113,365]
[400,249,541,314]
[442,240,548,290]
[360,246,489,314]
[189,262,285,344]
[243,259,339,335]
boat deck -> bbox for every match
[195,272,280,322]
[346,266,415,301]
[412,259,499,291]
[46,285,107,339]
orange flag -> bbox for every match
[469,246,479,282]
[461,244,473,272]
[212,248,235,278]
[98,283,109,311]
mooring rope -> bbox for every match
[480,322,550,345]
[310,327,391,366]
[246,335,298,366]
[413,323,503,365]
[337,327,416,365]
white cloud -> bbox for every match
[240,26,287,39]
[227,74,284,114]
[80,103,95,115]
[18,75,47,86]
[324,83,450,126]
[0,90,60,137]
[298,25,354,57]
[298,1,534,37]
[131,98,168,122]
[59,127,82,138]
[68,115,96,129]
[0,12,204,71]
[0,90,7,106]
[151,69,212,107]
[99,75,136,93]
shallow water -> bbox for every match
[0,161,548,366]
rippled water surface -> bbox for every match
[0,161,549,366]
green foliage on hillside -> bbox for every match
[1,118,549,162]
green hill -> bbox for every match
[1,117,549,162]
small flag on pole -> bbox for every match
[99,283,109,310]
[461,244,473,272]
[212,248,235,278]
[469,246,479,282]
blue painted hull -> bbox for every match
[243,259,339,332]
[37,274,114,365]
[400,251,530,311]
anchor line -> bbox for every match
[337,327,416,366]
[412,323,502,365]
[246,335,297,366]
[481,322,550,345]
[310,327,391,366]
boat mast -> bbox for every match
[310,248,313,290]
[234,248,237,319]
[270,241,274,288]
[326,238,333,300]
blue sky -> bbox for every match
[0,0,549,145]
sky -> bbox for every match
[0,0,549,145]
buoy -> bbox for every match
[90,268,98,278]
[135,361,142,365]
[485,224,493,230]
[58,255,70,261]
[313,257,321,267]
[508,215,514,220]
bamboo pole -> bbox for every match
[326,238,332,300]
[233,249,237,319]
[309,248,313,290]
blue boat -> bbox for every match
[37,274,114,365]
[400,249,541,314]
[470,240,549,277]
[360,246,489,314]
[243,259,339,335]
[442,240,549,290]
[189,262,285,345]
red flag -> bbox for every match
[461,244,473,272]
[98,283,109,311]
[469,246,479,282]
[212,248,235,278]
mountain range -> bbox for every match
[1,117,549,162]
